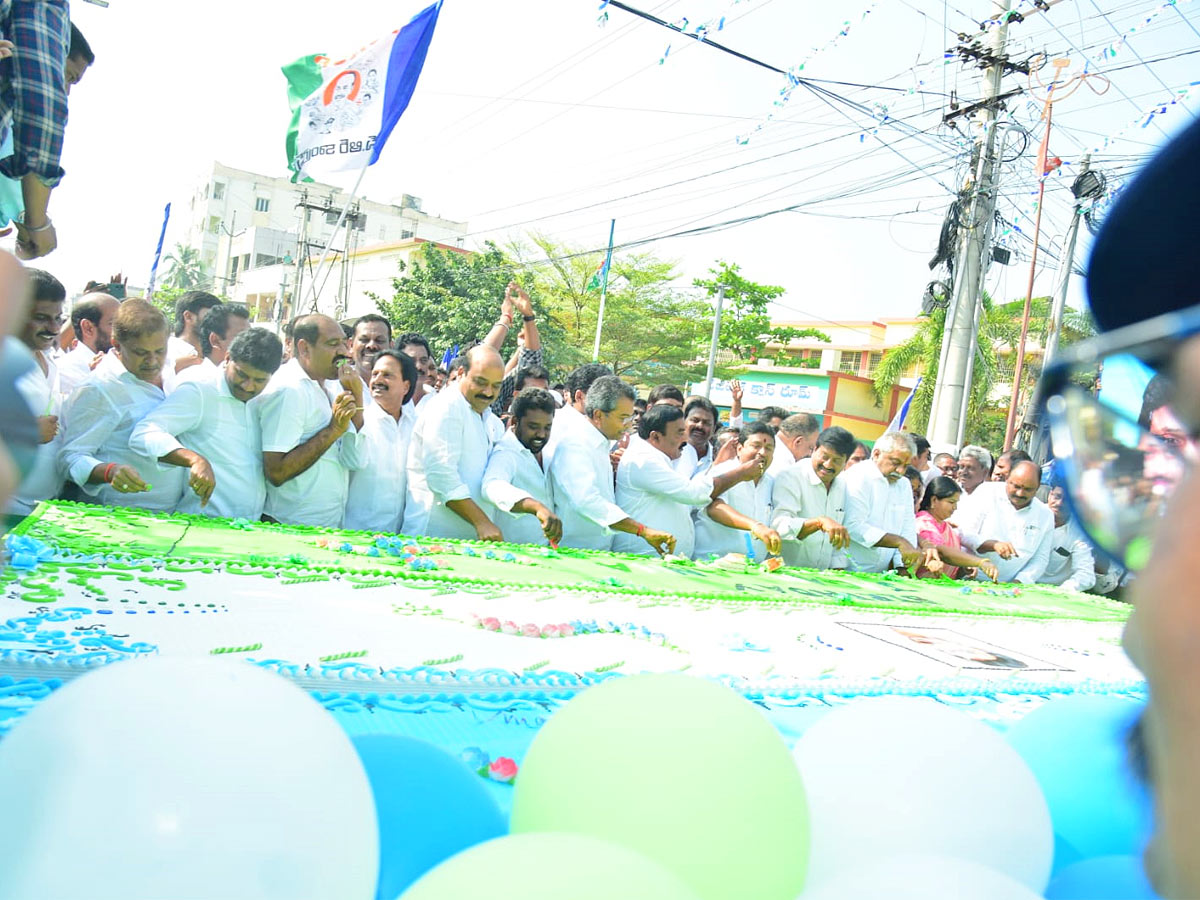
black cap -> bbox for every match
[1087,115,1200,332]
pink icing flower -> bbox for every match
[501,621,519,635]
[488,757,518,783]
[469,613,482,628]
[557,623,573,637]
[482,617,501,632]
[521,623,541,638]
[541,624,559,638]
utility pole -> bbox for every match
[1024,155,1093,459]
[591,219,616,362]
[926,0,1015,448]
[290,190,309,325]
[704,284,727,398]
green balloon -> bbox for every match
[400,833,702,900]
[511,674,810,900]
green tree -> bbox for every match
[693,261,829,363]
[371,241,543,359]
[510,234,710,383]
[161,244,209,291]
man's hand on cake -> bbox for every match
[535,506,562,543]
[976,558,999,582]
[978,539,1018,560]
[188,457,216,507]
[475,520,504,542]
[897,541,923,571]
[110,465,149,494]
[816,517,850,550]
[642,527,676,556]
[751,523,782,555]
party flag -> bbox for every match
[283,1,442,183]
[887,376,921,432]
[585,257,609,292]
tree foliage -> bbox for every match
[508,234,710,383]
[161,244,209,291]
[693,261,829,362]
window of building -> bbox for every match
[355,213,366,231]
[207,216,221,235]
[836,351,862,375]
[326,210,339,225]
[866,351,883,377]
[254,196,270,213]
[401,229,414,240]
[213,182,225,200]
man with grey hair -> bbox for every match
[548,375,676,554]
[952,444,994,531]
[841,431,930,573]
[766,412,821,479]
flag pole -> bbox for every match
[305,160,369,312]
[591,218,616,362]
[146,203,171,299]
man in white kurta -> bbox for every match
[482,387,561,545]
[258,314,366,528]
[1039,484,1097,592]
[771,426,858,569]
[693,421,776,560]
[966,461,1055,584]
[841,431,924,573]
[765,413,820,480]
[129,329,282,520]
[672,397,717,479]
[345,350,417,534]
[404,345,506,541]
[58,292,118,399]
[6,275,65,514]
[614,404,754,558]
[59,300,185,512]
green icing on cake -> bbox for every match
[10,500,1132,623]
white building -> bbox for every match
[183,161,468,322]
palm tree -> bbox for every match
[162,244,208,290]
[871,294,1006,438]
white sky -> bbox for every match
[47,0,1200,324]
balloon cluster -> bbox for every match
[0,660,1158,899]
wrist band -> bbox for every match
[20,215,52,233]
[103,463,117,483]
[636,523,645,537]
[522,314,536,322]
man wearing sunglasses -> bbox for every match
[1037,116,1200,897]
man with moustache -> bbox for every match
[6,269,65,514]
[130,328,282,520]
[613,402,760,558]
[59,299,185,511]
[772,425,858,570]
[404,344,506,541]
[674,396,718,478]
[173,303,251,389]
[841,431,927,573]
[965,461,1054,584]
[693,420,782,561]
[344,349,417,533]
[257,313,365,527]
[394,331,436,412]
[57,291,118,396]
[482,387,562,545]
[765,412,821,479]
[348,313,391,389]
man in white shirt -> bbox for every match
[129,328,281,519]
[1039,483,1097,592]
[404,344,506,541]
[542,362,612,468]
[482,387,562,545]
[165,291,222,390]
[258,314,365,527]
[967,461,1055,584]
[6,269,66,515]
[173,302,251,390]
[694,420,781,561]
[58,291,117,398]
[345,349,417,533]
[614,402,759,558]
[951,444,993,530]
[841,431,926,573]
[395,332,438,414]
[59,299,185,512]
[548,374,674,554]
[766,412,821,479]
[772,425,857,569]
[673,396,717,478]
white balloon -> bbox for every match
[793,697,1052,892]
[799,853,1045,899]
[0,657,378,900]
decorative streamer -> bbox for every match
[653,0,754,65]
[1093,0,1194,62]
[1089,78,1200,153]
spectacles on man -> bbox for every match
[1035,306,1200,571]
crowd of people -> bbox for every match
[4,270,1115,592]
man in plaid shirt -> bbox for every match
[0,0,80,260]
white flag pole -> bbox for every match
[304,160,369,312]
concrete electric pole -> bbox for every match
[926,0,1016,448]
